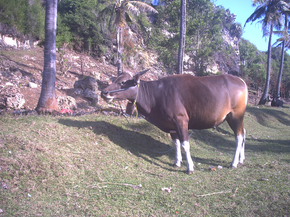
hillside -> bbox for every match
[1,46,289,115]
[0,47,162,115]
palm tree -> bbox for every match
[177,0,186,74]
[272,2,290,105]
[36,0,58,113]
[102,0,158,76]
[245,0,284,105]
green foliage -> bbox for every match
[269,46,290,98]
[57,0,106,55]
[239,38,266,89]
[147,0,226,74]
[0,0,45,39]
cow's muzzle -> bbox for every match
[101,90,114,102]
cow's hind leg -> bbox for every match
[226,113,246,168]
[173,118,194,174]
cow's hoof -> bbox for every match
[173,163,181,168]
[230,165,237,169]
[187,170,194,175]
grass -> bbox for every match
[0,105,290,216]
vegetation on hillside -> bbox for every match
[0,0,290,98]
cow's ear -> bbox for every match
[133,73,142,85]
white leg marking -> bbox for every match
[232,134,244,168]
[173,139,182,167]
[239,129,246,164]
[182,141,194,172]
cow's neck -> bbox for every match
[131,81,155,116]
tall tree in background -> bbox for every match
[272,1,290,105]
[245,0,284,105]
[177,0,186,74]
[36,0,58,113]
[102,0,157,76]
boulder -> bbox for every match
[74,76,98,91]
[83,89,98,104]
[6,93,25,109]
[57,96,77,110]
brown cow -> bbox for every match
[101,69,248,174]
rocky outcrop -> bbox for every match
[208,28,241,75]
[73,76,99,105]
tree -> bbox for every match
[272,1,290,105]
[36,0,58,113]
[245,0,285,105]
[101,0,157,75]
[177,0,186,74]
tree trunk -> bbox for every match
[177,0,186,74]
[116,26,123,76]
[36,0,58,113]
[274,15,287,103]
[258,24,273,105]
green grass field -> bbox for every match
[0,105,290,216]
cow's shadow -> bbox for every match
[58,118,242,172]
[58,119,179,172]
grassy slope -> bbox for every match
[0,106,290,216]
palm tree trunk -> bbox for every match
[274,15,287,103]
[36,0,58,113]
[258,23,273,105]
[177,0,186,74]
[116,26,123,76]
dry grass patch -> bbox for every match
[1,106,290,216]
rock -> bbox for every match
[28,82,37,88]
[6,93,25,109]
[271,99,283,107]
[74,88,83,95]
[83,89,98,104]
[74,76,98,91]
[57,96,77,110]
[5,82,13,86]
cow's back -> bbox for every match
[139,74,247,131]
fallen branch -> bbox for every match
[194,189,232,197]
[143,170,163,177]
[90,182,142,190]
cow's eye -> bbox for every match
[120,81,126,86]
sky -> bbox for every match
[212,0,280,52]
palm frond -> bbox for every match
[127,1,158,14]
[245,5,266,26]
[125,2,141,16]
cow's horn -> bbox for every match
[139,68,150,75]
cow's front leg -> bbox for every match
[181,140,194,174]
[170,133,182,167]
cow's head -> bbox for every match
[101,69,150,103]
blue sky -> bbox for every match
[212,0,279,52]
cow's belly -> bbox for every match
[144,116,175,133]
[188,112,228,130]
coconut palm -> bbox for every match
[272,3,290,105]
[36,0,58,113]
[245,0,285,105]
[102,0,158,76]
[177,0,186,74]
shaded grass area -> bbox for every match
[0,106,290,216]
